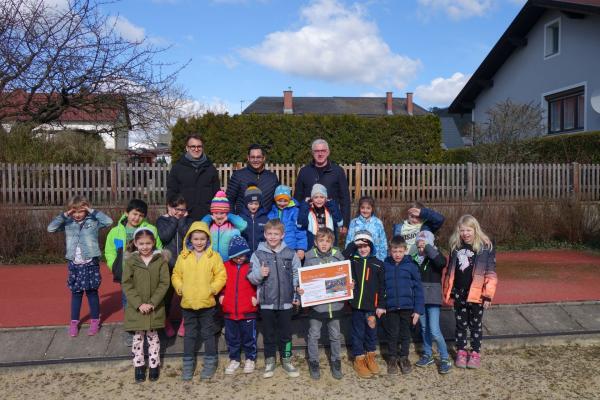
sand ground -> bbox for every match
[1,344,599,400]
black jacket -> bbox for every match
[156,215,193,270]
[294,160,351,227]
[166,156,220,220]
[226,165,280,214]
[239,206,269,253]
[343,242,386,311]
[415,244,446,305]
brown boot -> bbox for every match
[353,355,372,378]
[366,351,380,375]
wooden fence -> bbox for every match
[1,162,599,206]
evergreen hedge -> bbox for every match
[171,113,443,164]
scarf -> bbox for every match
[185,152,208,169]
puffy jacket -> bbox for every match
[171,221,227,310]
[303,246,346,318]
[166,156,220,220]
[47,209,113,261]
[156,215,192,270]
[267,200,308,251]
[221,260,258,320]
[443,244,498,305]
[346,215,388,262]
[226,165,280,214]
[201,213,248,261]
[343,242,386,312]
[248,241,300,310]
[295,160,351,227]
[392,207,445,255]
[122,250,171,331]
[415,244,446,306]
[104,214,162,283]
[297,200,344,246]
[383,255,425,315]
[239,206,269,253]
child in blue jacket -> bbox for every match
[392,202,444,256]
[201,190,247,261]
[239,184,269,253]
[267,185,307,260]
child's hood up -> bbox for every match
[180,221,214,258]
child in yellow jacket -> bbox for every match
[172,221,226,381]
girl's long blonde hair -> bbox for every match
[448,214,492,253]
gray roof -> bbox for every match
[242,96,429,116]
[440,117,466,149]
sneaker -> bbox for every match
[330,359,343,380]
[438,358,452,374]
[455,350,468,368]
[164,319,176,338]
[177,319,185,337]
[68,320,79,337]
[415,355,434,368]
[308,360,320,380]
[243,359,255,374]
[399,356,412,375]
[353,355,372,379]
[281,357,300,378]
[225,360,241,375]
[467,351,481,369]
[263,357,276,378]
[386,357,399,375]
[87,319,100,336]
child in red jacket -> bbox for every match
[219,235,258,374]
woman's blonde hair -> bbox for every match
[448,214,492,253]
[67,195,90,210]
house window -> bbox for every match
[545,87,584,134]
[544,19,560,58]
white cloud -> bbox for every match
[360,92,380,97]
[414,72,470,106]
[240,0,421,89]
[107,15,146,42]
[418,0,493,20]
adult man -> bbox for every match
[167,134,220,220]
[295,139,350,234]
[226,144,280,214]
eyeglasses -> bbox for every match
[187,145,203,150]
[248,156,264,160]
[312,149,328,154]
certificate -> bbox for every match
[298,260,353,307]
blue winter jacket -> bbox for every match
[392,207,445,237]
[47,209,113,261]
[297,199,343,246]
[346,215,388,262]
[267,199,308,251]
[383,255,425,315]
[240,206,269,253]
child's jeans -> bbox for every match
[351,309,377,357]
[260,309,293,359]
[70,290,99,320]
[308,317,342,362]
[224,318,257,361]
[182,307,217,358]
[383,309,413,358]
[132,330,160,368]
[419,305,449,359]
[453,288,484,352]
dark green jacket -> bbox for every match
[122,250,171,332]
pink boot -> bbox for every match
[467,351,481,369]
[455,350,468,368]
[177,319,185,337]
[69,320,79,337]
[87,319,101,336]
[164,319,176,338]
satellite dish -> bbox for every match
[591,89,600,114]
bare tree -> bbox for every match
[0,0,185,139]
[473,99,544,162]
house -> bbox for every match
[1,90,131,150]
[449,0,600,136]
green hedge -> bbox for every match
[442,131,600,164]
[171,113,443,164]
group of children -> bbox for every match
[48,182,498,383]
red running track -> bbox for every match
[1,250,599,328]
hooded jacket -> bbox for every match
[303,246,347,318]
[345,214,388,262]
[166,155,220,220]
[201,212,248,261]
[413,231,447,306]
[343,241,386,312]
[297,199,344,246]
[104,214,162,283]
[226,165,280,214]
[392,207,445,256]
[267,199,308,251]
[221,259,258,320]
[383,255,425,315]
[171,221,227,310]
[239,206,269,253]
[248,241,301,310]
[122,250,171,331]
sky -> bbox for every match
[99,0,528,114]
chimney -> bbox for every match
[406,92,414,116]
[386,92,393,115]
[283,90,293,114]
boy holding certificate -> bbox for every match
[298,228,349,380]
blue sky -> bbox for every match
[101,0,526,114]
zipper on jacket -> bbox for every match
[235,263,240,319]
[358,258,366,309]
[251,214,256,250]
[394,262,399,309]
[275,255,281,308]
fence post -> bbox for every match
[110,161,118,204]
[354,162,362,201]
[572,162,581,200]
[466,162,474,201]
